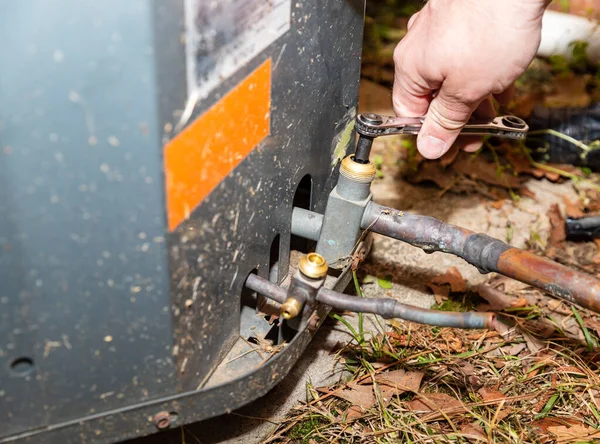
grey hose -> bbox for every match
[317,288,495,329]
[245,274,495,329]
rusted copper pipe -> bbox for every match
[362,202,600,313]
[245,274,496,329]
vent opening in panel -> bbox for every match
[290,174,314,254]
[268,234,280,283]
[240,269,281,347]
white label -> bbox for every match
[184,0,291,100]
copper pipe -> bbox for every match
[362,202,600,313]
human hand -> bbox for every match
[393,0,550,159]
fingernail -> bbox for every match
[418,134,447,159]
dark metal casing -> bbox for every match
[0,0,364,441]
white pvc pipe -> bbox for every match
[538,10,600,62]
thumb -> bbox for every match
[417,89,480,159]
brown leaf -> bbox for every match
[506,149,534,175]
[547,204,566,248]
[510,90,544,118]
[532,417,581,444]
[451,153,523,189]
[459,422,487,442]
[374,369,424,403]
[405,160,455,189]
[335,382,376,410]
[343,405,365,421]
[478,387,506,402]
[563,197,585,219]
[584,317,600,338]
[548,424,600,443]
[532,168,560,182]
[544,74,592,109]
[520,187,537,200]
[407,392,465,414]
[453,360,475,376]
[522,331,545,354]
[501,342,527,356]
[489,199,505,210]
[426,267,467,302]
[491,276,530,294]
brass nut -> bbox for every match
[281,297,302,319]
[298,253,328,279]
[340,155,376,183]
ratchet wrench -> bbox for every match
[353,113,529,163]
[356,113,529,139]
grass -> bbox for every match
[267,312,600,443]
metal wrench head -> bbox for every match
[356,113,528,140]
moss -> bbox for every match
[432,299,469,312]
[288,415,328,442]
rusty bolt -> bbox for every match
[153,411,171,430]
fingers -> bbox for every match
[407,11,420,30]
[458,136,484,153]
[417,88,480,159]
[392,61,433,117]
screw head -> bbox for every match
[153,411,171,430]
[361,113,383,124]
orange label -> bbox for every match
[164,59,272,230]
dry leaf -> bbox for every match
[343,405,364,421]
[478,387,506,402]
[459,422,487,442]
[506,149,534,174]
[532,167,560,182]
[374,369,424,403]
[563,197,584,219]
[405,160,455,189]
[452,153,523,189]
[548,423,600,443]
[547,204,566,248]
[490,199,505,210]
[455,360,475,376]
[522,330,545,354]
[426,267,467,303]
[491,276,530,294]
[335,382,376,410]
[501,342,527,356]
[544,74,592,108]
[407,392,465,414]
[584,317,600,337]
[520,187,537,200]
[532,417,581,444]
